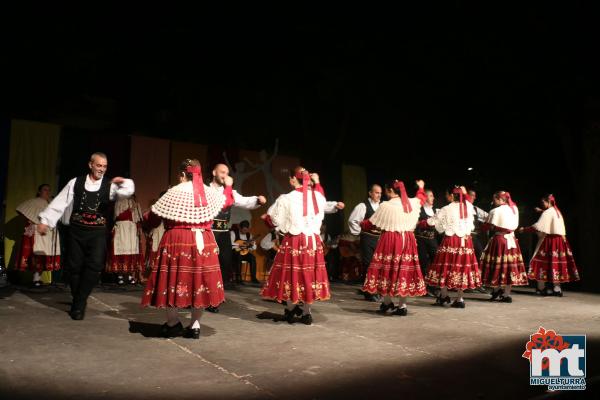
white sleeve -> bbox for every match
[429,207,447,234]
[260,234,274,251]
[347,203,366,235]
[233,190,260,210]
[109,179,135,201]
[267,195,287,228]
[230,231,239,249]
[476,207,489,223]
[39,178,76,228]
[324,201,339,214]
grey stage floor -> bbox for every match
[0,282,598,400]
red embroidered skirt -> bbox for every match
[362,231,426,297]
[141,228,225,308]
[480,234,528,286]
[15,229,61,272]
[106,231,142,274]
[260,233,330,304]
[425,235,481,290]
[528,234,580,283]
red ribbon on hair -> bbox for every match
[393,181,412,213]
[504,192,517,214]
[295,169,319,216]
[452,187,467,219]
[186,165,207,207]
[548,195,561,218]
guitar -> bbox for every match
[234,236,258,256]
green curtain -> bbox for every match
[4,120,61,282]
[341,164,367,232]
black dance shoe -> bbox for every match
[300,314,313,325]
[490,289,504,301]
[185,327,201,339]
[284,305,302,324]
[434,295,451,306]
[69,302,86,320]
[535,289,547,296]
[69,309,85,320]
[451,300,466,309]
[160,322,184,338]
[392,307,408,316]
[206,306,219,313]
[379,302,395,313]
[552,290,563,297]
[499,295,513,303]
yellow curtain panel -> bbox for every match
[4,120,61,283]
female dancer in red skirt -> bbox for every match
[141,159,234,339]
[106,196,143,285]
[479,191,528,303]
[15,184,61,286]
[424,186,482,308]
[260,166,330,325]
[519,194,579,296]
[361,180,427,316]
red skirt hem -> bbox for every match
[14,233,61,272]
[260,233,331,304]
[141,228,225,308]
[527,235,579,283]
[480,234,528,286]
[362,231,426,297]
[424,235,482,290]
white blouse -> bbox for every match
[486,204,519,231]
[532,207,566,235]
[427,201,475,237]
[369,197,422,233]
[267,189,327,236]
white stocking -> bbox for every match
[190,308,203,329]
[553,284,562,293]
[383,295,393,305]
[456,290,464,302]
[398,297,407,309]
[302,304,311,316]
[33,272,41,282]
[504,285,512,296]
[537,280,546,291]
[166,308,180,327]
[440,287,448,298]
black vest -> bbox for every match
[364,199,378,219]
[361,199,381,236]
[234,230,251,242]
[415,206,436,240]
[212,207,231,231]
[70,175,112,228]
[472,205,484,235]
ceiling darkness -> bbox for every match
[4,7,600,194]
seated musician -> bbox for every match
[260,228,281,272]
[231,220,259,283]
